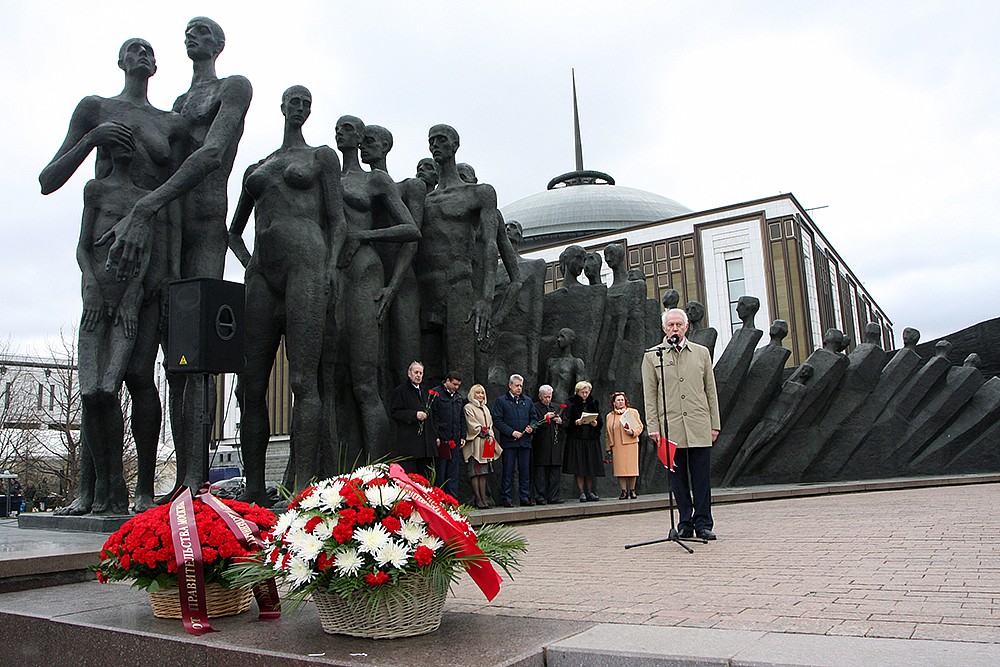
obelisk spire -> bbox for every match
[572,68,584,171]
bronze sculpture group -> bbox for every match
[40,19,1000,515]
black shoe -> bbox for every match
[521,498,535,506]
[536,498,547,505]
[696,528,717,541]
[549,498,565,504]
[586,492,600,501]
[618,490,628,500]
[579,493,587,502]
[502,501,514,508]
[677,528,694,539]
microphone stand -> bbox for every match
[626,338,705,553]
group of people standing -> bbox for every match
[388,303,722,542]
[387,363,650,508]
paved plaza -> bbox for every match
[451,482,1000,643]
[2,479,999,665]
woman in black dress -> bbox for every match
[562,380,604,501]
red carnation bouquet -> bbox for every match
[95,497,277,592]
[417,389,439,435]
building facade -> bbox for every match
[508,191,892,365]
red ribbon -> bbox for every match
[388,463,503,601]
[168,488,216,636]
[196,489,281,620]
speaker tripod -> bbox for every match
[625,342,706,553]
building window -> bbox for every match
[37,383,44,409]
[49,385,55,410]
[725,256,745,334]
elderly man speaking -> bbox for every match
[642,308,721,540]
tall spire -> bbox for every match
[572,68,584,171]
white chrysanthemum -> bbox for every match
[374,540,412,569]
[333,548,364,576]
[398,518,427,544]
[287,555,316,586]
[365,483,404,508]
[353,465,382,483]
[446,509,467,525]
[272,510,297,537]
[289,514,310,533]
[354,524,392,555]
[419,534,444,552]
[298,489,324,510]
[289,531,325,562]
[316,482,345,512]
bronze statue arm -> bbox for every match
[77,182,103,332]
[317,146,347,285]
[469,184,500,341]
[377,180,425,323]
[495,209,521,285]
[100,76,253,280]
[39,97,134,195]
[353,173,421,243]
[227,162,259,269]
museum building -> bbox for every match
[503,171,893,366]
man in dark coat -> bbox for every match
[389,361,437,476]
[431,370,466,498]
[532,384,565,504]
[493,373,537,507]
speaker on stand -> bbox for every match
[165,278,246,492]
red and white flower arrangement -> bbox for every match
[230,463,526,610]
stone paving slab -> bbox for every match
[449,482,1000,647]
[547,625,1000,666]
[0,580,588,667]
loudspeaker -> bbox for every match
[166,278,245,374]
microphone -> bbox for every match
[667,334,680,348]
[645,344,668,353]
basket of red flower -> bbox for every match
[95,495,277,621]
[228,462,527,639]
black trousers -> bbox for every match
[534,465,562,502]
[670,447,713,531]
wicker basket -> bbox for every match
[312,575,448,639]
[147,582,253,619]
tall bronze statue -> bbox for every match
[360,124,424,383]
[333,115,420,459]
[40,38,186,514]
[98,17,253,501]
[418,124,509,384]
[228,86,346,503]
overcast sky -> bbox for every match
[2,0,998,354]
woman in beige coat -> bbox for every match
[462,384,502,509]
[605,391,644,499]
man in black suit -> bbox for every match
[388,361,437,476]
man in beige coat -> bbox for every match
[642,308,721,540]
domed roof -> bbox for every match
[501,171,691,245]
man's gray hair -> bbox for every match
[661,307,689,326]
[538,384,553,396]
[508,374,524,384]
